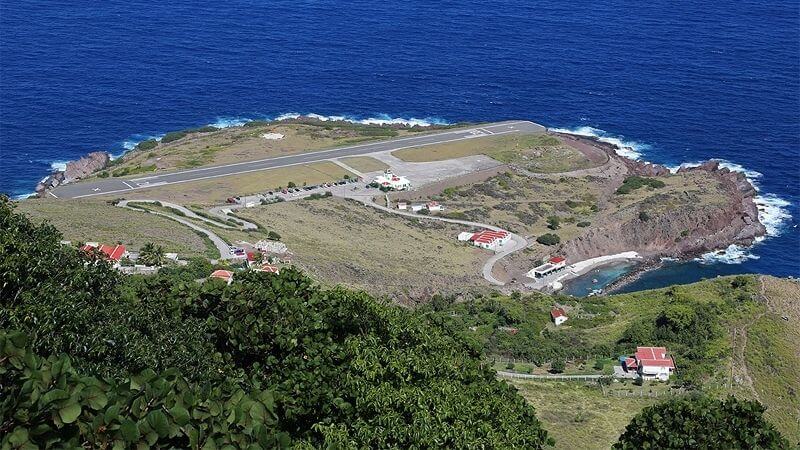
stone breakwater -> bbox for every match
[558,135,765,264]
[36,151,110,195]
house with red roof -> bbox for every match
[210,269,234,285]
[621,346,675,381]
[550,307,568,326]
[81,242,127,265]
[255,264,280,274]
[528,256,568,279]
[467,229,511,252]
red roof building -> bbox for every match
[468,230,511,251]
[549,256,566,264]
[256,264,280,274]
[210,269,234,284]
[81,243,127,261]
[634,346,675,380]
[550,308,568,325]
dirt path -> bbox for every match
[729,276,767,401]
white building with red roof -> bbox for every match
[81,242,127,264]
[466,229,511,252]
[633,346,675,381]
[255,264,280,274]
[550,307,568,326]
[373,170,411,191]
[528,256,568,279]
[210,269,234,285]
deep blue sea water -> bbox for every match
[1,1,798,287]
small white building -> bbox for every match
[373,169,411,191]
[411,204,426,212]
[397,202,408,210]
[457,231,474,242]
[550,308,568,326]
[634,346,675,381]
[528,256,567,279]
[426,201,444,212]
[466,229,511,252]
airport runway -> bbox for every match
[49,120,545,199]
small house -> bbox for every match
[633,346,675,381]
[550,308,568,326]
[426,201,444,212]
[457,231,474,242]
[528,256,568,279]
[411,204,426,212]
[256,264,280,274]
[467,229,511,252]
[210,269,234,285]
[397,202,408,210]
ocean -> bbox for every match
[1,0,798,287]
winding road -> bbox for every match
[358,198,527,285]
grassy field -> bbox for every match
[391,133,600,173]
[337,156,389,173]
[232,197,488,300]
[100,120,467,178]
[16,199,214,258]
[424,275,799,444]
[743,277,800,441]
[511,380,660,450]
[100,162,357,205]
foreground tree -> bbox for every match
[615,396,788,449]
[138,242,166,266]
[0,197,553,448]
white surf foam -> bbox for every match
[696,244,760,265]
[209,117,251,128]
[13,192,37,200]
[273,112,449,127]
[550,126,648,160]
[50,161,69,172]
[754,193,792,237]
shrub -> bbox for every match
[615,176,666,195]
[577,221,591,227]
[287,181,297,188]
[549,360,565,373]
[536,233,561,246]
[638,211,651,221]
[615,396,788,449]
[267,230,281,241]
[135,139,158,151]
[160,131,188,143]
[97,171,109,178]
[546,216,560,230]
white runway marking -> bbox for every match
[121,181,135,189]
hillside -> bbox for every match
[422,275,800,447]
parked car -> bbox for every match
[281,189,288,194]
[226,197,237,204]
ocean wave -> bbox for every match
[12,192,37,200]
[696,244,760,264]
[209,117,251,128]
[50,161,69,172]
[273,112,449,127]
[754,193,792,237]
[550,126,648,160]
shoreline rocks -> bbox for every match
[558,134,766,266]
[36,151,110,196]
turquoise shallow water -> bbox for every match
[1,0,797,290]
[561,262,637,297]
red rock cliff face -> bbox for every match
[560,161,765,260]
[63,151,110,183]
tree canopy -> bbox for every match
[0,198,551,448]
[615,396,789,449]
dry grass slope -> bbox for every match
[16,199,213,257]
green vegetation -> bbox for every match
[536,233,561,246]
[577,221,591,227]
[638,211,651,221]
[615,396,788,449]
[111,164,156,177]
[304,191,333,200]
[138,242,166,266]
[161,130,189,143]
[615,176,666,195]
[546,215,561,230]
[0,198,551,448]
[135,139,158,151]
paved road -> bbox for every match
[496,371,604,380]
[357,198,528,286]
[50,120,545,199]
[117,200,235,259]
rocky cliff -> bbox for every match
[560,160,765,260]
[36,151,110,195]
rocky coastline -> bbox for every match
[554,134,767,295]
[36,151,111,196]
